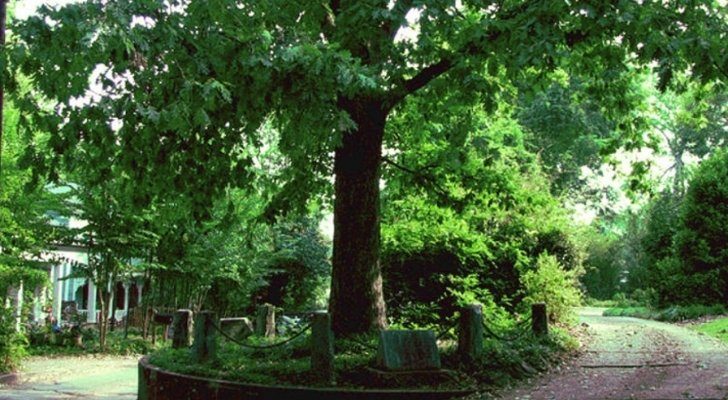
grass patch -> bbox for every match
[27,327,167,357]
[583,298,619,307]
[603,304,727,322]
[693,317,728,344]
[602,307,652,319]
[148,326,579,390]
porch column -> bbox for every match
[107,281,115,319]
[33,285,45,323]
[136,281,144,304]
[7,282,23,332]
[53,264,63,324]
[87,279,97,323]
[122,281,131,317]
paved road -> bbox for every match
[0,355,138,400]
[495,307,728,400]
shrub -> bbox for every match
[0,307,27,373]
[673,149,728,304]
[520,253,581,323]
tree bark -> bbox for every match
[329,98,388,336]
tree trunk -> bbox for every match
[98,292,107,350]
[0,0,7,180]
[329,99,388,336]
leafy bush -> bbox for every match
[603,304,726,322]
[0,307,27,373]
[673,150,728,304]
[27,325,159,356]
[520,253,581,323]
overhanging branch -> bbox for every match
[385,57,454,110]
[382,156,449,198]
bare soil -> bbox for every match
[492,307,728,400]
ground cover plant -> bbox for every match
[148,321,579,390]
[603,304,727,323]
[693,317,728,345]
[26,326,166,357]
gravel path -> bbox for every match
[0,355,138,400]
[494,307,728,400]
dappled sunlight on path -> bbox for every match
[493,307,728,400]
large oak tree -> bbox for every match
[6,0,726,335]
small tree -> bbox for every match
[520,252,581,323]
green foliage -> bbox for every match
[257,216,331,310]
[382,109,585,325]
[520,253,582,324]
[0,307,27,373]
[26,326,163,356]
[693,317,728,345]
[604,304,727,322]
[673,150,728,304]
[602,306,652,319]
[579,228,623,300]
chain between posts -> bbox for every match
[213,322,312,350]
[435,319,460,341]
[481,317,532,342]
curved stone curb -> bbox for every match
[139,356,475,400]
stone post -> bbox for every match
[458,304,484,361]
[532,303,548,336]
[172,309,193,349]
[87,279,97,323]
[193,311,217,363]
[310,312,335,384]
[255,304,276,338]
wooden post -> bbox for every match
[193,311,217,362]
[310,312,335,384]
[172,309,193,349]
[255,304,276,338]
[458,304,483,361]
[532,303,548,336]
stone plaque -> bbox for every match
[376,330,441,371]
[220,317,254,340]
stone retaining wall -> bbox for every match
[138,356,473,400]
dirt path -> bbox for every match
[0,355,138,400]
[495,307,728,400]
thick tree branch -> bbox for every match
[321,1,341,40]
[385,57,454,110]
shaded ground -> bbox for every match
[0,355,137,400]
[494,307,728,400]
